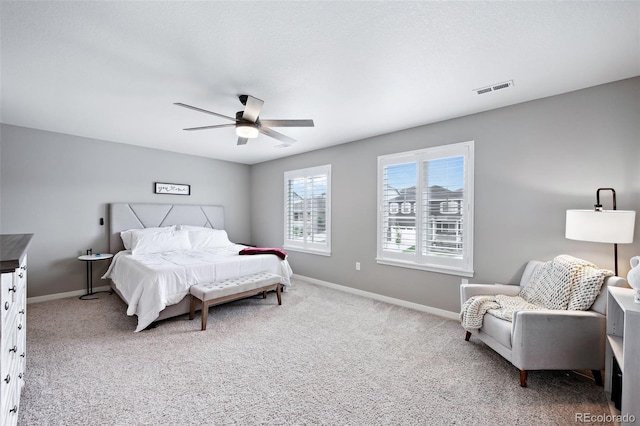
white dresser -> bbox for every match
[0,234,32,426]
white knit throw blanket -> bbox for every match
[460,255,613,331]
[460,294,541,331]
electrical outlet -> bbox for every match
[355,262,361,271]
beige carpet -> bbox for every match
[19,279,613,425]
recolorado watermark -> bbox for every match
[575,412,636,423]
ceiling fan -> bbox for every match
[174,95,314,147]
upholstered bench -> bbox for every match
[189,271,282,331]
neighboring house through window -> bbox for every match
[284,164,331,255]
[377,141,474,276]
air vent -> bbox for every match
[474,80,514,95]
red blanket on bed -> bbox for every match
[238,247,287,260]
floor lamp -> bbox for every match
[565,188,635,276]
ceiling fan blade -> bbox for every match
[237,137,249,145]
[259,127,297,144]
[258,119,314,127]
[183,124,236,131]
[174,103,237,122]
[242,96,264,123]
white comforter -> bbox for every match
[102,244,293,332]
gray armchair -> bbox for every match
[460,260,626,387]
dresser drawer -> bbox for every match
[14,261,26,295]
[1,382,19,426]
[15,317,25,386]
[0,333,20,426]
[0,269,22,320]
[0,274,15,325]
[1,315,18,380]
[14,280,26,341]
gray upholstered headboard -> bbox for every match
[109,203,225,253]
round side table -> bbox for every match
[78,253,114,300]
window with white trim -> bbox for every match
[377,141,474,276]
[284,165,331,255]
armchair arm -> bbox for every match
[460,284,521,307]
[511,310,606,371]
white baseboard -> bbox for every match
[292,274,459,321]
[27,285,112,304]
[28,277,461,323]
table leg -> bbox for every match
[79,260,113,300]
[80,261,98,300]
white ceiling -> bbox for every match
[1,1,639,165]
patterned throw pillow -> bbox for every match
[520,257,574,310]
[567,265,613,310]
[520,255,613,311]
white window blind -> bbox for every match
[422,156,465,259]
[284,165,331,255]
[377,141,474,276]
[381,161,417,254]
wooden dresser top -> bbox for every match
[1,234,33,273]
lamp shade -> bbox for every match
[236,123,259,139]
[566,210,636,244]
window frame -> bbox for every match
[376,141,474,276]
[283,164,332,256]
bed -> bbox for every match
[103,203,292,332]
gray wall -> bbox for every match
[0,125,251,297]
[2,78,638,307]
[250,77,640,314]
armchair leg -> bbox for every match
[592,370,603,386]
[464,331,471,341]
[519,370,528,387]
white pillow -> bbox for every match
[178,225,211,231]
[187,228,233,249]
[130,229,191,255]
[120,226,176,250]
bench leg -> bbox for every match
[263,291,267,299]
[276,284,282,305]
[201,301,209,331]
[189,295,196,320]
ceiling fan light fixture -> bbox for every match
[176,95,312,146]
[236,123,259,139]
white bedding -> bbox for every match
[102,244,293,332]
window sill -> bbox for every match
[284,246,331,257]
[376,258,473,277]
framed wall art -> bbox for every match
[154,182,191,195]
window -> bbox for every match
[284,165,331,255]
[377,141,474,276]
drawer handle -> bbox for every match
[17,324,22,330]
[20,353,25,358]
[4,374,10,384]
[19,309,25,315]
[9,405,17,414]
[9,346,17,354]
[18,373,23,380]
[18,273,23,279]
[4,302,8,310]
[8,285,17,293]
